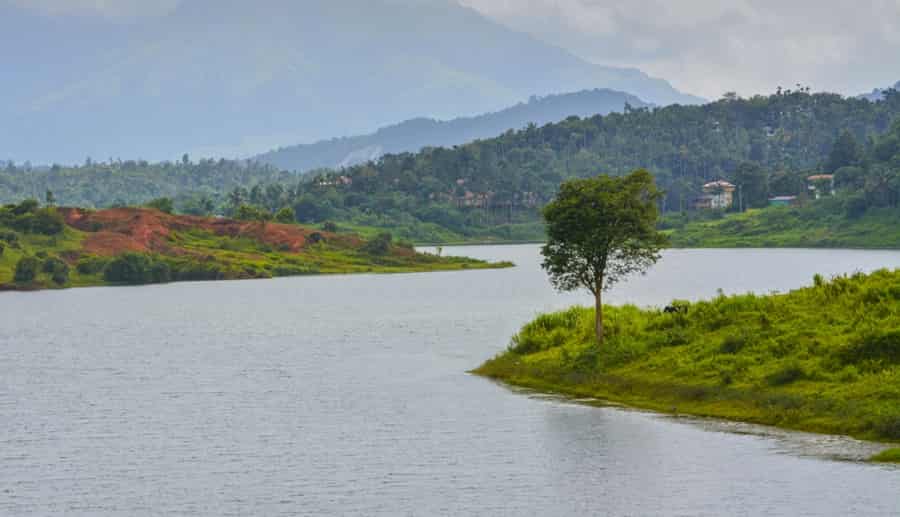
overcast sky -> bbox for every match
[9,0,900,99]
[462,0,900,99]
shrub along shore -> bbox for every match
[0,202,510,291]
[475,269,900,461]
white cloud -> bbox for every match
[8,0,899,98]
[460,0,900,99]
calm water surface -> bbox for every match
[2,246,899,516]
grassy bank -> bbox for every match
[476,269,900,444]
[665,200,900,249]
[871,448,900,463]
[0,204,510,291]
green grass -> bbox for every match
[665,201,900,249]
[870,448,900,463]
[476,269,900,442]
[0,226,108,287]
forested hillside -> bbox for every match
[666,115,900,248]
[254,89,650,172]
[3,87,900,243]
[0,158,295,213]
[859,81,900,102]
[241,88,900,240]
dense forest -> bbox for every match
[0,157,297,215]
[240,88,900,239]
[253,89,649,172]
[3,87,900,242]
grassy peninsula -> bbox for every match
[476,269,900,445]
[665,200,900,249]
[0,201,508,291]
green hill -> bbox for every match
[476,269,900,445]
[0,201,507,291]
[253,89,650,172]
[3,88,900,245]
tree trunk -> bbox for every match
[594,290,604,346]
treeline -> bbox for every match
[253,88,649,172]
[3,88,900,241]
[0,156,299,212]
[230,88,900,238]
[291,88,900,211]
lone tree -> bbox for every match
[541,169,668,345]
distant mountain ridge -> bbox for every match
[253,89,651,172]
[858,81,900,102]
[1,0,702,164]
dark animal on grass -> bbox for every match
[664,305,688,314]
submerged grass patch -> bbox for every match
[870,448,900,463]
[476,269,900,442]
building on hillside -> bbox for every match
[455,190,494,209]
[694,180,736,210]
[692,195,716,210]
[807,174,835,199]
[768,195,799,207]
[315,175,353,187]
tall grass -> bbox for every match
[477,269,900,441]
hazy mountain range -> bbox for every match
[1,0,702,165]
[859,81,900,102]
[253,88,650,172]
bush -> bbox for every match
[321,221,339,233]
[766,362,807,386]
[104,253,169,284]
[874,417,900,440]
[10,199,39,216]
[839,329,900,365]
[719,334,750,354]
[150,261,172,283]
[362,232,392,255]
[306,232,325,245]
[235,204,272,222]
[844,193,868,219]
[509,307,585,355]
[5,207,65,235]
[0,231,17,244]
[274,207,295,224]
[167,259,224,281]
[145,197,174,214]
[13,256,40,283]
[42,257,70,285]
[76,256,109,275]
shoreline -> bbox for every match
[474,270,900,463]
[476,375,899,463]
[472,368,900,460]
[0,260,514,293]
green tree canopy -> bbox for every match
[14,256,40,284]
[541,169,668,345]
[275,207,295,224]
[826,130,863,173]
[733,162,770,209]
[144,197,175,214]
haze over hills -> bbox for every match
[0,0,701,165]
[253,88,650,172]
[859,81,900,102]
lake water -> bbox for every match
[2,246,899,516]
